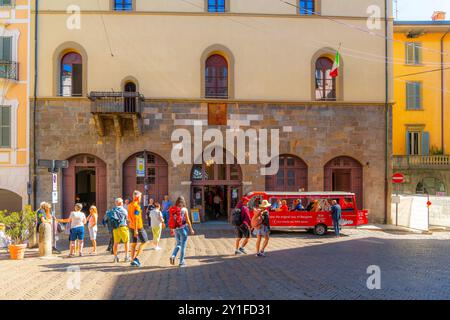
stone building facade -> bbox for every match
[31,0,393,223]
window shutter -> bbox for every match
[72,64,83,96]
[406,82,412,109]
[415,43,422,64]
[405,43,412,64]
[0,37,12,61]
[421,131,430,155]
[406,131,411,155]
[415,82,421,109]
[0,106,11,148]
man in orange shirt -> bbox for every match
[127,190,149,267]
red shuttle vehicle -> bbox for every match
[244,191,368,236]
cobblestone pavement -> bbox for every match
[1,224,450,300]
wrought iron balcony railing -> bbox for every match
[89,91,144,114]
[393,155,450,169]
[0,0,14,7]
[0,61,18,81]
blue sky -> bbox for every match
[395,0,450,20]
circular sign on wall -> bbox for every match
[392,173,405,184]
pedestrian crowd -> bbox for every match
[33,192,343,266]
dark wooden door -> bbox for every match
[123,152,169,204]
[324,156,363,208]
[62,163,76,218]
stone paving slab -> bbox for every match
[1,225,450,300]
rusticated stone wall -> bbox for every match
[34,98,391,223]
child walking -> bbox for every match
[87,205,98,255]
[150,202,164,250]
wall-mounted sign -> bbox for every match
[191,208,201,224]
[136,157,145,177]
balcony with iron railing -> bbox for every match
[393,155,450,169]
[0,61,18,81]
[0,0,15,7]
[89,91,144,137]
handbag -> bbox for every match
[56,222,65,234]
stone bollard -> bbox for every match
[39,223,52,257]
[28,225,38,249]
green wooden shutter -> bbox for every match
[0,106,11,148]
[0,37,12,61]
[72,64,83,96]
[421,132,430,155]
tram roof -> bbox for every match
[246,191,355,197]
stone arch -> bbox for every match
[265,154,308,192]
[121,75,140,92]
[324,156,363,208]
[53,41,88,96]
[62,154,107,218]
[122,151,169,204]
[200,44,235,99]
[311,47,344,101]
[0,189,22,212]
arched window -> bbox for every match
[315,57,336,101]
[60,52,83,97]
[265,155,308,192]
[205,54,228,99]
[124,81,137,112]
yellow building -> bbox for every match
[0,0,30,211]
[393,11,450,195]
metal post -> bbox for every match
[143,150,149,207]
[395,183,399,226]
[427,193,430,232]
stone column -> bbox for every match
[38,223,52,257]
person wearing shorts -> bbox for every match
[127,190,148,267]
[87,205,98,255]
[112,198,130,263]
[57,203,86,257]
[234,197,251,255]
[252,200,271,257]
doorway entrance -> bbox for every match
[63,154,107,218]
[190,152,242,222]
[324,156,363,208]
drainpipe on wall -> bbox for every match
[32,0,39,209]
[441,29,450,155]
[384,0,390,224]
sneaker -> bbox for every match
[256,252,264,257]
[131,258,141,267]
[113,256,120,263]
[124,256,131,262]
[235,250,243,255]
[179,261,186,267]
[239,247,247,254]
[169,256,175,266]
[155,246,161,251]
[79,252,83,257]
[260,251,266,257]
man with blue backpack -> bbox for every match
[108,197,130,263]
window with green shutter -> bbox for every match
[406,81,422,110]
[0,36,13,80]
[405,42,422,65]
[0,106,11,148]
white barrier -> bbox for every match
[391,195,450,230]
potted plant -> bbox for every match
[0,206,36,260]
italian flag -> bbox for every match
[330,51,340,78]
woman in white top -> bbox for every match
[86,206,98,255]
[149,202,164,250]
[57,203,87,257]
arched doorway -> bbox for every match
[191,150,242,222]
[0,189,22,212]
[63,154,107,218]
[324,156,363,208]
[265,154,308,192]
[123,151,168,205]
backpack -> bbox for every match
[231,208,243,226]
[168,206,184,229]
[106,208,124,229]
[251,210,263,229]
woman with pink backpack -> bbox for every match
[168,196,195,267]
